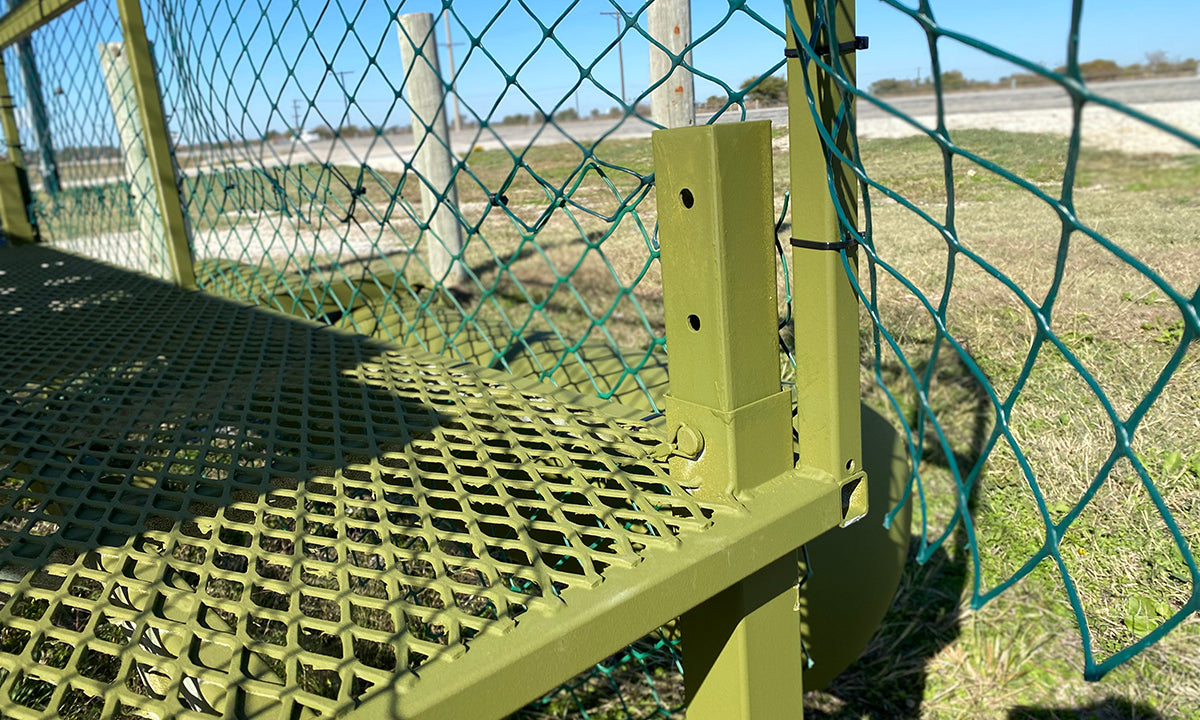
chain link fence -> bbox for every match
[3,0,1197,715]
[787,0,1198,684]
[6,0,792,417]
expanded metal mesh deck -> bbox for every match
[0,246,738,719]
[0,246,844,720]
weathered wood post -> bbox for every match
[649,0,694,128]
[397,12,467,289]
[99,42,172,281]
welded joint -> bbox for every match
[665,391,793,501]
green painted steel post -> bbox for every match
[653,121,793,502]
[0,52,35,243]
[0,159,33,243]
[653,121,804,719]
[7,0,59,195]
[0,52,23,168]
[787,0,862,487]
[113,0,195,289]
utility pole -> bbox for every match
[649,0,694,127]
[442,12,464,132]
[600,11,626,105]
[332,70,354,129]
[292,98,302,135]
[397,12,466,288]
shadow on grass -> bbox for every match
[805,541,968,719]
[1008,697,1165,720]
[806,338,995,718]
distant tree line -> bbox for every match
[264,124,414,141]
[697,73,788,111]
[869,52,1198,96]
[498,104,651,125]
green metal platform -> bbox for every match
[0,246,846,719]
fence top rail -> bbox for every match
[0,0,84,51]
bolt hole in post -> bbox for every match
[687,314,701,331]
[845,458,855,472]
[679,188,694,208]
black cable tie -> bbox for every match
[790,236,859,252]
[786,36,868,59]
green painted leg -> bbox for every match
[682,553,804,719]
[0,161,35,243]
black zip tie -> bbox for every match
[790,236,858,252]
[785,36,868,59]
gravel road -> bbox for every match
[855,76,1199,155]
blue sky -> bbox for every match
[270,0,1199,135]
[13,0,1200,143]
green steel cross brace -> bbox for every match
[114,0,196,288]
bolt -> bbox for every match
[674,425,704,459]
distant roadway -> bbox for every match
[711,75,1199,127]
[270,75,1199,169]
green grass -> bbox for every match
[805,129,1200,720]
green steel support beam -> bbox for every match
[653,121,811,719]
[363,464,845,720]
[0,53,34,242]
[788,0,863,488]
[114,0,196,289]
[0,50,23,170]
[0,0,84,50]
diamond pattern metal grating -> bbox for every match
[0,246,731,719]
